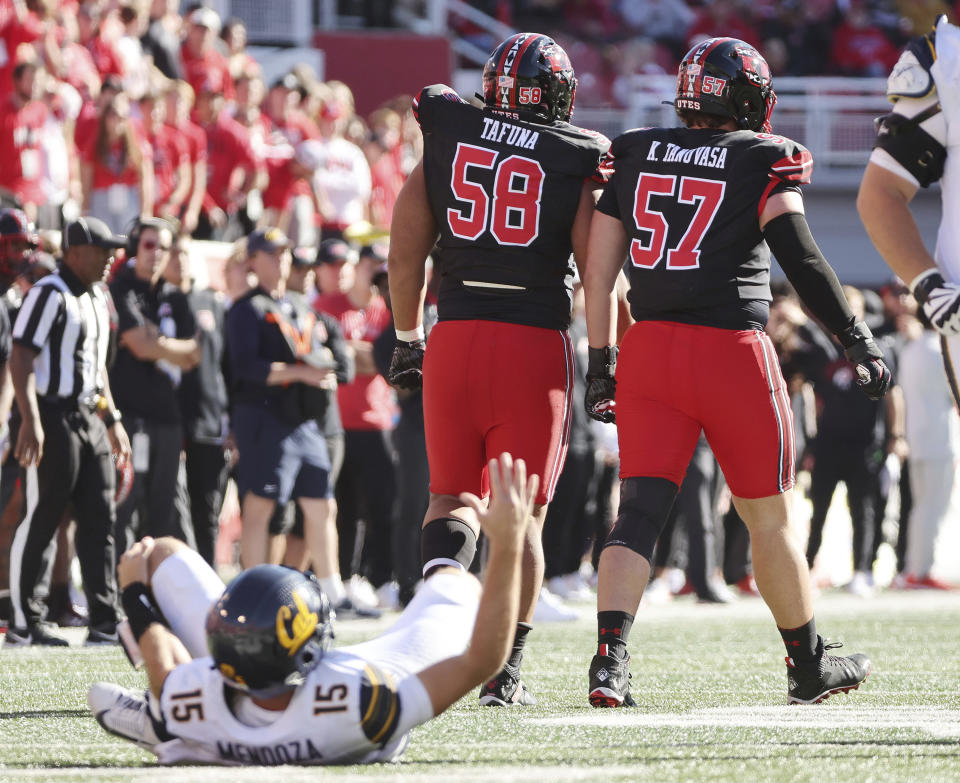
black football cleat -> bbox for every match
[478,664,537,706]
[588,646,636,708]
[4,623,69,647]
[787,638,871,705]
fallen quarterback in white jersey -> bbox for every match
[88,453,538,766]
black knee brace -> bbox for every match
[421,517,478,578]
[604,477,679,562]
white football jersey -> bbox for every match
[154,648,433,766]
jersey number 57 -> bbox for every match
[631,173,725,270]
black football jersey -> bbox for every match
[415,84,609,330]
[597,127,812,330]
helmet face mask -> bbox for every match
[482,32,577,123]
[674,38,777,132]
[206,565,334,698]
[0,208,37,283]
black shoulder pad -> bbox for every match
[874,111,946,187]
[887,31,937,101]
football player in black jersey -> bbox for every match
[387,32,611,706]
[582,37,888,708]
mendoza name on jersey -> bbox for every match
[217,738,324,764]
[480,117,540,149]
[646,140,728,168]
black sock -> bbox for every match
[506,622,533,671]
[597,610,634,658]
[779,618,819,663]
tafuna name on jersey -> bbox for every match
[480,117,540,149]
[217,739,325,765]
[646,141,728,169]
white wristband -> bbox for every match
[396,325,425,342]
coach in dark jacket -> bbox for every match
[225,228,336,574]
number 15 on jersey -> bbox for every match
[447,142,545,247]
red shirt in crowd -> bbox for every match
[202,111,257,212]
[261,154,299,212]
[80,131,150,189]
[314,291,396,431]
[266,111,319,200]
[686,11,760,48]
[168,116,206,169]
[829,19,899,76]
[74,100,100,151]
[145,122,188,212]
[0,2,44,97]
[86,31,125,79]
[0,94,48,206]
[181,43,234,103]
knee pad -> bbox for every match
[421,517,478,578]
[604,477,679,563]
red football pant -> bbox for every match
[422,320,574,505]
[616,321,795,499]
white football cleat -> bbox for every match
[88,682,164,750]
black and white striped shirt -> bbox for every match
[12,265,111,403]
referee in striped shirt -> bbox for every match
[6,217,132,647]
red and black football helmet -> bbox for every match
[674,37,777,132]
[481,32,576,123]
[0,208,37,282]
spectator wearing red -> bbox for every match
[80,92,153,234]
[362,108,405,233]
[687,0,761,47]
[313,97,371,239]
[180,7,234,105]
[221,16,257,84]
[192,81,260,240]
[262,139,323,248]
[164,80,206,235]
[78,3,125,80]
[52,6,101,102]
[230,68,267,146]
[0,0,50,99]
[140,91,189,222]
[74,74,123,159]
[829,2,899,77]
[0,61,48,222]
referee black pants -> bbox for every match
[9,402,118,632]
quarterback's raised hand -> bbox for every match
[585,345,618,423]
[838,321,892,401]
[911,269,960,337]
[387,338,426,391]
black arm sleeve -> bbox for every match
[763,212,855,336]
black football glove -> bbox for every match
[387,339,426,391]
[837,321,892,401]
[911,269,960,337]
[584,345,618,423]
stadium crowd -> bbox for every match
[454,0,959,106]
[0,0,956,648]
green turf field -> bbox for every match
[2,589,959,782]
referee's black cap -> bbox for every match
[63,217,127,250]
